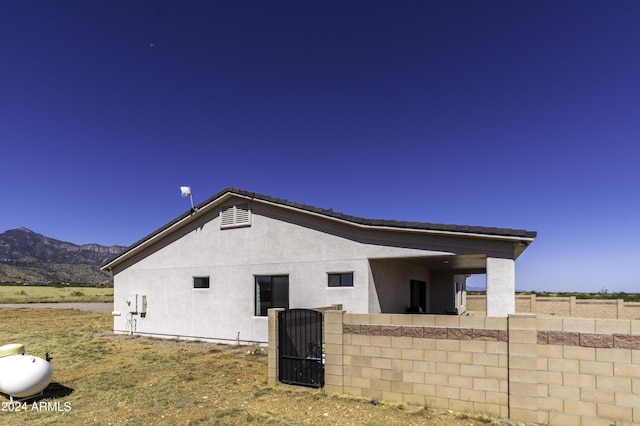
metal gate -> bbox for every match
[278,309,324,388]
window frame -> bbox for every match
[255,275,289,316]
[327,272,354,288]
[193,276,210,289]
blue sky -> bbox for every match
[1,1,638,292]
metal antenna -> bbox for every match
[180,186,197,212]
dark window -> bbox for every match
[255,275,289,316]
[193,277,210,289]
[328,273,353,287]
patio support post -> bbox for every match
[486,257,516,316]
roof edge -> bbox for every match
[101,187,537,271]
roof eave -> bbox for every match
[256,196,536,243]
[101,187,537,271]
[101,188,239,271]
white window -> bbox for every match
[220,202,251,229]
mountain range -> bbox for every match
[0,227,126,286]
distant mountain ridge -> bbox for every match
[0,227,126,285]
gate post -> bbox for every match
[268,308,285,386]
[323,309,345,394]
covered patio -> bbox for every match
[369,250,527,317]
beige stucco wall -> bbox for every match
[368,259,431,313]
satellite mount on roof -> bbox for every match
[180,186,198,213]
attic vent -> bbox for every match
[221,202,251,229]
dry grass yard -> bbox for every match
[0,285,113,304]
[0,308,507,425]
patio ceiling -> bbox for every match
[402,254,488,275]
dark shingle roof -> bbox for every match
[220,187,537,239]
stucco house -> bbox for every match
[101,187,536,344]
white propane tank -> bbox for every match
[0,343,24,357]
[0,344,53,398]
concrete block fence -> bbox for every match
[467,294,640,320]
[269,310,640,425]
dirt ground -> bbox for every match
[96,334,520,426]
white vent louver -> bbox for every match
[221,205,235,227]
[235,203,250,223]
[221,202,251,228]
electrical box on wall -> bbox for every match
[140,295,147,317]
[128,293,138,314]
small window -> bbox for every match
[328,273,353,287]
[193,277,210,289]
[255,275,289,316]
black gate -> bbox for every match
[278,309,324,388]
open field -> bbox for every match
[0,285,113,303]
[0,308,505,425]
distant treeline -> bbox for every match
[468,291,640,303]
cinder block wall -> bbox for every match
[330,313,510,418]
[268,310,640,425]
[466,294,487,312]
[533,316,640,425]
[467,294,640,320]
[533,296,573,316]
[619,301,640,319]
